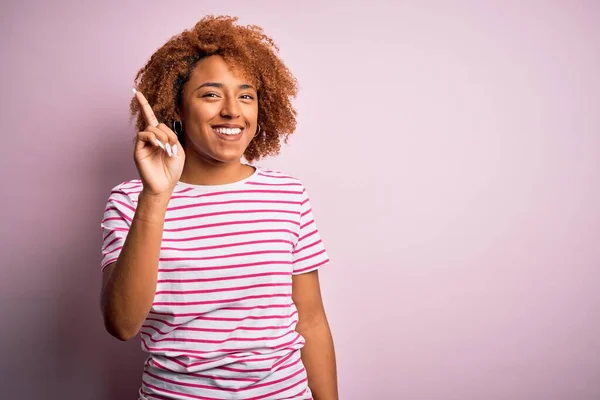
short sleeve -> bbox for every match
[292,187,330,275]
[100,187,136,271]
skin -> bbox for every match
[100,55,338,399]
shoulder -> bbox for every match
[107,179,144,202]
[250,167,317,208]
[252,167,306,189]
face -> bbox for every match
[177,55,258,164]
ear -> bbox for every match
[174,108,181,120]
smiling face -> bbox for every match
[176,55,259,164]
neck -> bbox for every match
[179,151,255,186]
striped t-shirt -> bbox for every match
[100,167,330,400]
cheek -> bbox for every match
[186,102,216,124]
[243,104,259,124]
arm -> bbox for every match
[101,191,171,341]
[293,270,338,400]
[101,90,183,341]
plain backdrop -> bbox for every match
[1,1,599,399]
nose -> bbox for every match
[220,96,241,119]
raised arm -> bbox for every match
[101,90,185,341]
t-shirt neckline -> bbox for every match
[175,165,259,192]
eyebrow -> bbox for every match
[196,82,256,91]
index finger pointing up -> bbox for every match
[133,88,159,128]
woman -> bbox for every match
[100,15,338,400]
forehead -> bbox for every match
[188,55,256,88]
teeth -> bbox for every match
[213,127,242,135]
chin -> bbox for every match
[209,147,248,164]
[187,137,248,164]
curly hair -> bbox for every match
[129,15,298,162]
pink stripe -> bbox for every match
[101,236,120,252]
[111,188,140,197]
[272,350,295,369]
[214,355,288,373]
[103,245,123,257]
[246,369,306,396]
[140,333,302,357]
[257,172,296,180]
[102,229,114,241]
[300,197,309,206]
[282,387,311,400]
[217,363,274,373]
[116,180,142,188]
[293,248,326,264]
[299,218,315,230]
[219,366,268,374]
[158,260,292,273]
[273,356,302,374]
[101,257,118,270]
[162,228,298,242]
[110,197,136,214]
[154,282,291,296]
[101,213,132,226]
[142,380,223,400]
[169,351,276,369]
[168,188,303,201]
[165,209,298,223]
[157,271,290,284]
[154,345,264,366]
[198,352,293,371]
[168,198,301,212]
[107,227,128,233]
[292,239,321,255]
[148,310,298,322]
[300,208,312,218]
[143,318,297,333]
[100,216,127,224]
[214,304,292,311]
[163,218,299,233]
[151,359,259,383]
[143,363,304,393]
[152,293,289,306]
[121,184,192,196]
[246,181,303,186]
[247,377,307,400]
[160,239,292,251]
[103,206,120,214]
[297,229,318,243]
[148,306,294,320]
[293,258,329,274]
[142,328,295,345]
[174,186,194,194]
[140,389,171,400]
[167,353,255,369]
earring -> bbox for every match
[172,120,183,135]
[254,124,262,138]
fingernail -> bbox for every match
[132,88,137,94]
[173,145,178,156]
[166,143,172,157]
[155,139,165,150]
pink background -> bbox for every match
[1,1,599,399]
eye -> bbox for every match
[202,92,220,98]
[240,94,255,100]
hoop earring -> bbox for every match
[172,120,184,142]
[172,120,183,135]
[254,124,262,138]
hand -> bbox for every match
[132,89,185,196]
